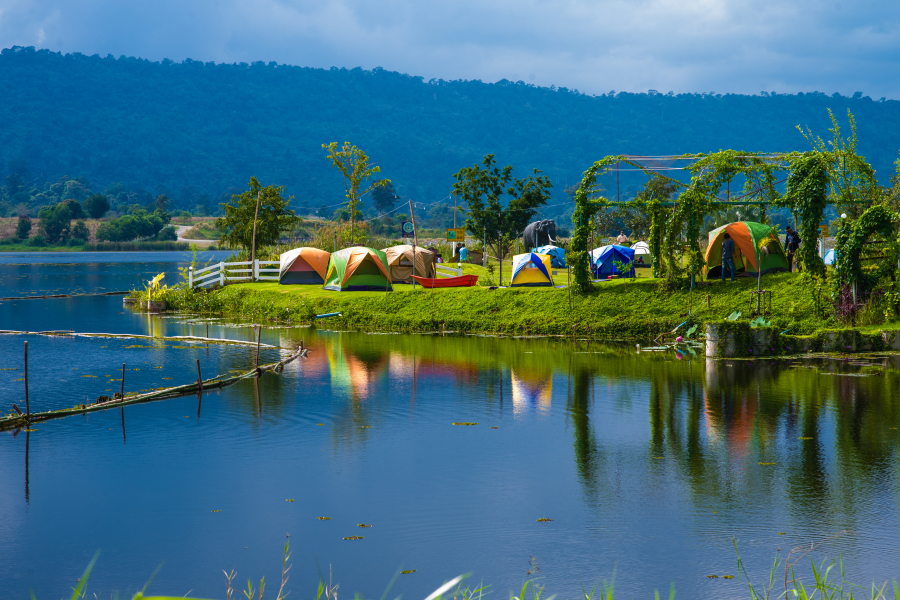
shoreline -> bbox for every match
[149,273,900,354]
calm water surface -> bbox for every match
[1,256,899,600]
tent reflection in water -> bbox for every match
[278,247,331,285]
[511,368,552,416]
[323,246,393,291]
[705,221,788,279]
[381,244,436,283]
[509,253,553,287]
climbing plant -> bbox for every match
[779,151,830,277]
[833,204,900,305]
[797,109,879,219]
[571,151,790,292]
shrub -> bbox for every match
[71,220,90,242]
[27,235,46,247]
[38,203,73,243]
[15,215,32,239]
[156,225,178,241]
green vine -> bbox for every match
[833,204,899,297]
[779,151,829,277]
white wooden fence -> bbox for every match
[189,260,281,288]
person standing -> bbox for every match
[721,232,736,282]
[785,226,802,272]
[616,231,629,244]
[459,243,468,263]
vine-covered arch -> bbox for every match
[833,204,900,298]
[571,152,789,292]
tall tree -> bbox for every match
[84,194,110,219]
[322,142,389,243]
[452,154,553,258]
[371,179,401,215]
[155,194,171,212]
[216,177,300,254]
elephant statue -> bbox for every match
[523,220,557,250]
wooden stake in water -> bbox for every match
[196,359,203,395]
[120,363,125,398]
[24,341,29,417]
[255,326,261,367]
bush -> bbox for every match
[71,220,90,242]
[15,215,32,239]
[62,199,85,219]
[156,225,178,241]
[96,210,166,242]
[38,203,72,244]
[68,237,85,247]
[27,235,46,247]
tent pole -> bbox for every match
[409,199,419,289]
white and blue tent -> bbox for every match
[824,249,835,265]
[510,253,554,287]
[531,245,566,268]
[591,245,636,278]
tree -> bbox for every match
[4,173,24,199]
[371,180,401,214]
[322,142,389,242]
[155,194,170,212]
[452,154,553,258]
[156,225,178,241]
[62,199,84,220]
[216,177,300,253]
[15,215,32,240]
[38,203,73,244]
[84,194,110,218]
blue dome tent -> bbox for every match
[824,249,835,265]
[591,245,636,278]
[531,245,566,268]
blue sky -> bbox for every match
[2,0,899,98]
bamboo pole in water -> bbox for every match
[24,341,29,417]
[120,364,125,398]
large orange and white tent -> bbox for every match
[279,247,331,284]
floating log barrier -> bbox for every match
[0,346,307,432]
[0,330,282,349]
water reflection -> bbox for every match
[3,299,900,599]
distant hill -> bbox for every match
[1,45,898,229]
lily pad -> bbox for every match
[798,437,813,440]
[536,518,554,522]
[722,575,734,580]
[758,462,776,466]
[286,499,295,502]
[490,426,499,429]
[343,536,363,540]
[452,422,478,426]
[317,517,331,520]
[357,524,372,528]
[400,570,416,575]
[706,575,718,579]
[211,510,221,513]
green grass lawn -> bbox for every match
[162,266,893,339]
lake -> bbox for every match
[1,253,899,600]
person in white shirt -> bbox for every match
[616,231,628,244]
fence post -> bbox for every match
[254,259,259,282]
[188,266,193,288]
[219,262,225,287]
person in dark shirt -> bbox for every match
[721,232,736,282]
[785,226,801,272]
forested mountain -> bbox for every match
[1,45,899,228]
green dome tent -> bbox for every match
[705,221,789,279]
[324,247,393,291]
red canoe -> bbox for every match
[412,274,479,288]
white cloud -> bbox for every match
[1,0,899,97]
